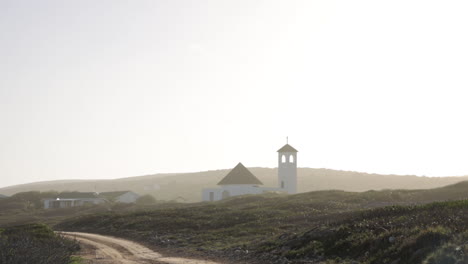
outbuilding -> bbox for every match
[43,192,105,209]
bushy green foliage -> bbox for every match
[0,223,79,264]
[0,191,59,211]
[136,194,157,205]
[265,201,468,263]
[55,189,468,264]
[2,185,468,263]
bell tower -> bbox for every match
[277,139,298,194]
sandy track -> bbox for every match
[60,232,222,264]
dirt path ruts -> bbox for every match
[60,232,222,264]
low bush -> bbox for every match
[0,223,79,264]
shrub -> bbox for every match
[0,224,79,264]
[136,194,157,205]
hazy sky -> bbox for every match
[1,0,468,188]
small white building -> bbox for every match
[43,192,105,209]
[202,143,298,201]
[43,191,140,209]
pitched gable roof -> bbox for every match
[217,163,263,185]
[57,192,99,199]
[277,144,298,153]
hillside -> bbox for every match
[1,168,468,202]
[56,182,468,264]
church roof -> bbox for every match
[277,144,298,153]
[217,163,263,185]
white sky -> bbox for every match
[1,0,468,188]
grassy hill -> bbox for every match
[1,168,467,202]
[56,182,468,263]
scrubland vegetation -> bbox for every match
[259,201,468,263]
[0,191,161,227]
[55,182,468,263]
[2,182,468,263]
[0,191,106,227]
[0,224,80,264]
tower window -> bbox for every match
[281,181,285,188]
[290,155,294,163]
[282,155,286,163]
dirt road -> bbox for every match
[60,232,222,264]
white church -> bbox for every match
[202,143,298,201]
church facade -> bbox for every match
[202,143,298,201]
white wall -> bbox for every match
[43,198,105,209]
[203,185,269,201]
[202,188,222,201]
[221,185,264,197]
[278,151,297,194]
